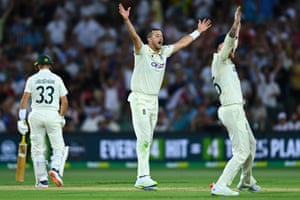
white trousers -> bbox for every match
[216,104,257,187]
[28,110,65,182]
[128,92,158,177]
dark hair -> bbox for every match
[147,28,162,38]
[214,34,226,49]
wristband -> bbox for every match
[189,30,201,40]
[19,109,26,120]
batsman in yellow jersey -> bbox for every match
[210,6,261,196]
[119,3,212,190]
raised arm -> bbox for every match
[219,6,241,59]
[228,6,241,39]
[118,3,143,52]
[172,18,212,53]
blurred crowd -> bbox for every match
[0,0,300,134]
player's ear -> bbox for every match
[33,62,39,71]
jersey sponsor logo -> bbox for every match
[151,62,165,69]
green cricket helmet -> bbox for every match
[34,55,53,67]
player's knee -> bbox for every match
[31,151,45,160]
[32,155,47,166]
[53,148,65,156]
[235,150,251,164]
[137,140,151,152]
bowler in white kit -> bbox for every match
[210,6,261,196]
[118,3,211,190]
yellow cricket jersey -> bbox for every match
[131,44,174,95]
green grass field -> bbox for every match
[0,167,300,199]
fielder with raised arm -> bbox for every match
[210,6,261,196]
[118,3,211,190]
[17,55,69,188]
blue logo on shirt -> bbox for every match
[151,62,164,69]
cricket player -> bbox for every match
[118,3,212,190]
[210,6,261,196]
[17,55,69,188]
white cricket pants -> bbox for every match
[216,104,257,187]
[28,110,65,182]
[128,92,158,177]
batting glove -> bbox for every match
[59,115,66,128]
[17,120,28,135]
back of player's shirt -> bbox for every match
[24,69,68,111]
[211,34,243,106]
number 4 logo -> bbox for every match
[150,139,164,160]
[203,138,224,161]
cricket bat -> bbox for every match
[16,135,27,182]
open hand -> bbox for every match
[118,3,131,20]
[234,6,241,23]
[197,18,212,33]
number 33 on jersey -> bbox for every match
[25,71,68,111]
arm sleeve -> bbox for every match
[163,45,174,58]
[24,77,32,93]
[59,78,68,97]
[135,44,146,55]
[219,34,237,60]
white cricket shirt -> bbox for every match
[24,69,68,111]
[211,34,243,106]
[131,44,174,95]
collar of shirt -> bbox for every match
[147,45,162,55]
[38,69,51,73]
